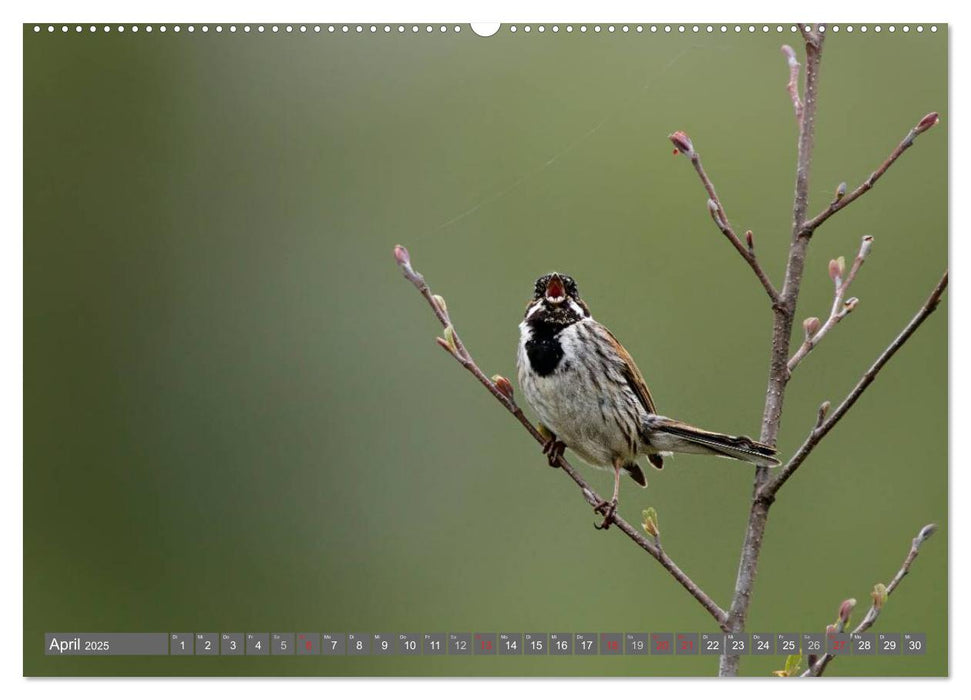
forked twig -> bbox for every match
[765,271,947,498]
[669,131,780,305]
[787,235,873,373]
[802,112,940,235]
[804,524,938,677]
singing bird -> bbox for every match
[516,273,779,529]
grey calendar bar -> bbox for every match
[45,631,927,656]
[45,633,168,656]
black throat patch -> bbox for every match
[525,318,568,377]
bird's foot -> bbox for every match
[541,438,566,468]
[593,498,618,530]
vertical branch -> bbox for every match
[718,25,825,677]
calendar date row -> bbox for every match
[46,632,926,656]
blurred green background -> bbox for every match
[24,24,947,677]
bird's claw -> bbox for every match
[541,437,566,468]
[593,498,618,530]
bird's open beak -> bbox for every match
[545,274,566,304]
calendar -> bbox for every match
[44,631,928,657]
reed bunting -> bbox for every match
[516,273,779,529]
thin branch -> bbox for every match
[669,132,780,305]
[781,45,803,122]
[393,245,729,631]
[765,271,947,499]
[802,112,940,234]
[805,524,938,677]
[787,235,872,373]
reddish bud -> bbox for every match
[745,230,755,251]
[492,374,514,400]
[838,598,857,625]
[668,130,695,157]
[825,624,837,635]
[803,316,821,339]
[915,112,940,135]
[828,259,841,283]
[393,244,411,267]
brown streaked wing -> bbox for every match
[600,325,658,415]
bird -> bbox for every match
[516,272,779,530]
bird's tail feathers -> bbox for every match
[644,416,780,467]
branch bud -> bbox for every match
[915,112,940,135]
[668,130,695,157]
[834,181,847,201]
[745,230,755,252]
[491,374,514,400]
[393,244,411,267]
[642,507,660,537]
[443,325,458,354]
[838,598,857,626]
[781,44,799,68]
[859,235,874,260]
[825,624,837,635]
[803,316,821,339]
[916,523,938,545]
[871,583,888,610]
[707,199,726,229]
[817,400,831,423]
[844,297,859,313]
[828,258,841,283]
[432,294,448,315]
